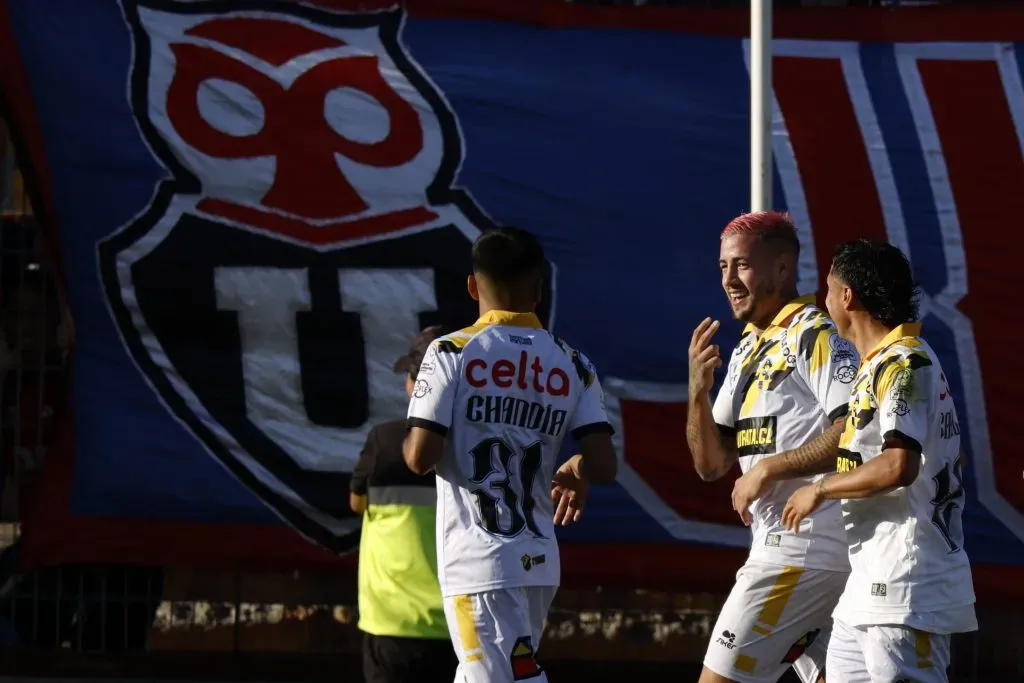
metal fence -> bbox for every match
[0,565,1010,682]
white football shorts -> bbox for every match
[826,618,951,683]
[703,560,848,683]
[443,585,557,683]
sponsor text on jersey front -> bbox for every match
[713,296,855,572]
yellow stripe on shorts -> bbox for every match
[914,629,934,669]
[756,566,805,628]
[453,595,483,663]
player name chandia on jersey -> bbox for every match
[782,239,976,683]
[688,212,853,683]
[403,226,617,683]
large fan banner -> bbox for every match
[2,0,1023,595]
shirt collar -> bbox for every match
[475,310,544,329]
[864,322,923,362]
[742,294,816,336]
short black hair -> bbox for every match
[831,239,919,328]
[471,226,546,286]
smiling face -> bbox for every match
[719,232,789,326]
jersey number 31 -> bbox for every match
[469,437,545,538]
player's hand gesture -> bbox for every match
[781,482,825,533]
[732,461,772,526]
[552,454,588,526]
[688,318,722,396]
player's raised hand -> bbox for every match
[552,455,588,526]
[781,483,825,533]
[688,318,722,396]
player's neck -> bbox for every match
[752,288,801,330]
[847,314,893,360]
[478,297,536,318]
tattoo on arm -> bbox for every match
[773,422,844,479]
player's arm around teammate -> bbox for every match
[781,443,919,531]
[730,322,859,525]
[731,419,844,525]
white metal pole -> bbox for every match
[750,0,773,212]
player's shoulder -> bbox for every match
[790,303,835,331]
[870,334,937,396]
[873,333,935,368]
[789,305,856,363]
[788,304,836,340]
[430,323,489,356]
[550,334,598,388]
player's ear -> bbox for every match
[842,285,855,312]
[467,273,480,302]
[776,250,795,285]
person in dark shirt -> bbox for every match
[350,325,457,683]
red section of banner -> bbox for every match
[21,407,1023,599]
[773,56,888,304]
[622,400,739,527]
[309,1,1024,42]
[22,407,750,592]
[921,58,1024,517]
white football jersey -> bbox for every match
[832,323,977,634]
[407,310,613,597]
[713,295,854,572]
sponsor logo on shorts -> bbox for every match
[520,553,546,571]
[716,630,737,650]
[734,416,777,457]
[765,533,782,548]
[871,582,887,597]
[510,636,543,680]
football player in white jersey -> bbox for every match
[687,211,856,683]
[782,239,977,683]
[403,226,618,683]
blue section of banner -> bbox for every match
[4,0,1023,564]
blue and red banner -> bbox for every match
[3,0,1024,597]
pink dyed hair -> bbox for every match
[721,211,800,255]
